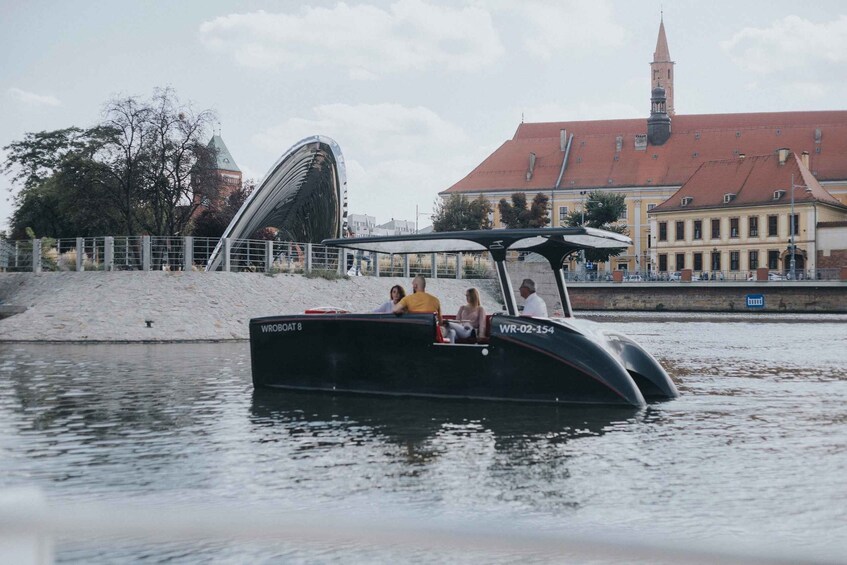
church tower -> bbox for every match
[651,15,675,116]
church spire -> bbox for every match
[651,14,675,115]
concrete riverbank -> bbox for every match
[1,271,845,342]
[0,272,502,342]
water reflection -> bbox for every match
[250,389,640,449]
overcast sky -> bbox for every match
[2,0,846,233]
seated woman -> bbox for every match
[372,284,406,313]
[444,287,486,343]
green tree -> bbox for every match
[565,191,629,263]
[432,194,493,231]
[139,88,218,236]
[4,127,121,238]
[3,89,217,239]
[497,192,550,228]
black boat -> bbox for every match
[249,228,678,407]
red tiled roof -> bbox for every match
[442,111,847,195]
[651,152,846,213]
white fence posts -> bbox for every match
[223,238,231,272]
[75,238,84,272]
[105,237,114,271]
[142,236,151,271]
[33,239,42,274]
[265,240,273,273]
[184,237,193,272]
[456,253,462,280]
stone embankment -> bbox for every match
[0,272,501,342]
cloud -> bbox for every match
[7,87,61,107]
[198,1,503,79]
[520,100,641,122]
[721,15,847,74]
[505,0,628,59]
[251,102,479,221]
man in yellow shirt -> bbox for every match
[393,275,442,323]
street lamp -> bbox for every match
[788,174,812,281]
[577,191,603,276]
[415,204,431,234]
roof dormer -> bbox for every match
[680,196,693,207]
[723,193,736,204]
[773,190,786,200]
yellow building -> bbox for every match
[649,150,847,279]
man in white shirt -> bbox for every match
[518,278,548,317]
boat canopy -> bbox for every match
[322,227,631,264]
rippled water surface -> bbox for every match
[1,315,846,563]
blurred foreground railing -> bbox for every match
[0,488,835,565]
[0,236,494,280]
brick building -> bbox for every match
[440,18,847,275]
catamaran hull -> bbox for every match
[250,313,664,407]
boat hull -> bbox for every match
[250,313,652,407]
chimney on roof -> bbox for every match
[801,151,810,169]
[560,130,568,152]
[526,152,536,181]
[777,147,790,165]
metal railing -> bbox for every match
[1,237,841,282]
[0,236,496,280]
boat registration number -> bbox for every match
[498,323,554,335]
[260,322,303,333]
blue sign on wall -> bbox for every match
[746,294,765,309]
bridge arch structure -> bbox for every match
[206,135,347,271]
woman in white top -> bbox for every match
[373,284,406,313]
[444,287,486,342]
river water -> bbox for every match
[1,314,845,563]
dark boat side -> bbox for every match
[250,313,647,406]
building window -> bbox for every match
[768,215,778,237]
[749,216,758,237]
[558,206,568,222]
[619,207,627,220]
[675,253,685,270]
[730,218,739,238]
[730,251,740,271]
[658,254,668,272]
[749,250,759,270]
[790,213,799,237]
[693,252,703,271]
[659,222,667,241]
[711,218,721,239]
[768,250,779,269]
[693,220,702,240]
[675,221,684,241]
[647,203,656,211]
[712,250,721,271]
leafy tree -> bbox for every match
[432,194,493,231]
[497,192,550,228]
[3,89,218,239]
[4,127,121,238]
[565,191,629,263]
[100,88,217,236]
[139,88,218,236]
